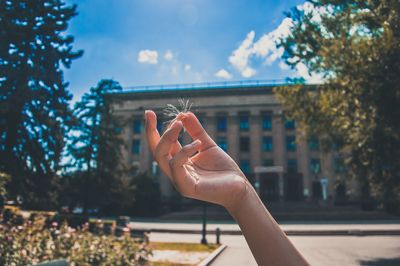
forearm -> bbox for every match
[227,185,309,266]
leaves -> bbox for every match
[276,0,400,206]
[0,0,82,209]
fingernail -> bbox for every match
[144,110,149,118]
[190,139,202,147]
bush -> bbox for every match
[0,213,150,265]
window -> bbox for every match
[285,117,295,130]
[334,157,345,173]
[239,115,249,131]
[287,159,297,173]
[310,158,321,174]
[262,113,272,130]
[286,136,296,151]
[132,139,141,154]
[133,119,142,134]
[157,119,163,133]
[217,116,227,132]
[308,136,319,151]
[262,136,273,152]
[240,160,251,174]
[264,159,274,167]
[217,137,228,152]
[240,137,250,152]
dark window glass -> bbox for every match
[287,159,297,173]
[262,114,272,130]
[217,116,227,132]
[239,116,249,131]
[285,118,295,130]
[198,116,205,126]
[262,136,273,152]
[157,119,163,133]
[308,136,319,151]
[334,157,345,173]
[264,159,274,167]
[133,119,142,134]
[240,160,251,174]
[217,137,228,152]
[240,137,250,152]
[286,136,296,151]
[310,158,321,174]
[132,139,141,154]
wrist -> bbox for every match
[224,180,259,218]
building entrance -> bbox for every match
[260,173,280,202]
[284,173,303,201]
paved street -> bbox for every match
[149,233,400,266]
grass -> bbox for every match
[149,242,220,252]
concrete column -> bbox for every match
[297,131,311,199]
[227,112,239,162]
[272,110,285,168]
[249,111,262,170]
[272,110,285,200]
[122,116,133,167]
[204,111,216,140]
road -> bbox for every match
[149,233,400,266]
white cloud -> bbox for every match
[228,31,257,78]
[227,2,326,83]
[184,64,191,71]
[215,69,232,79]
[138,49,158,64]
[164,50,174,61]
[278,61,290,70]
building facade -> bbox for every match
[112,82,354,203]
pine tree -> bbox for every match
[68,79,132,216]
[0,0,82,209]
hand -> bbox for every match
[145,110,250,210]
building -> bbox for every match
[112,81,354,203]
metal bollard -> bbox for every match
[216,227,221,244]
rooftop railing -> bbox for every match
[121,78,304,93]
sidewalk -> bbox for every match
[130,220,400,236]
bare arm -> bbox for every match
[145,110,309,266]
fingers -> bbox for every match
[154,120,183,178]
[177,112,216,151]
[170,139,201,169]
[170,140,202,195]
[145,110,160,153]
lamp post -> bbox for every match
[200,202,208,244]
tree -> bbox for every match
[0,0,82,209]
[67,79,132,216]
[276,0,400,211]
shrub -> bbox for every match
[0,214,150,265]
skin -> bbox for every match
[145,110,310,266]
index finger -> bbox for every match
[145,110,160,153]
[177,112,216,151]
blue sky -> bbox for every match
[64,0,310,101]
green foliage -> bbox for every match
[0,172,10,197]
[0,214,150,266]
[0,0,82,209]
[66,79,133,215]
[276,0,400,209]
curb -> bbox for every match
[198,244,227,266]
[145,228,400,236]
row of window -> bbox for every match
[238,158,322,174]
[130,115,296,135]
[217,115,295,132]
[132,139,340,175]
[131,135,319,155]
[217,136,297,153]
